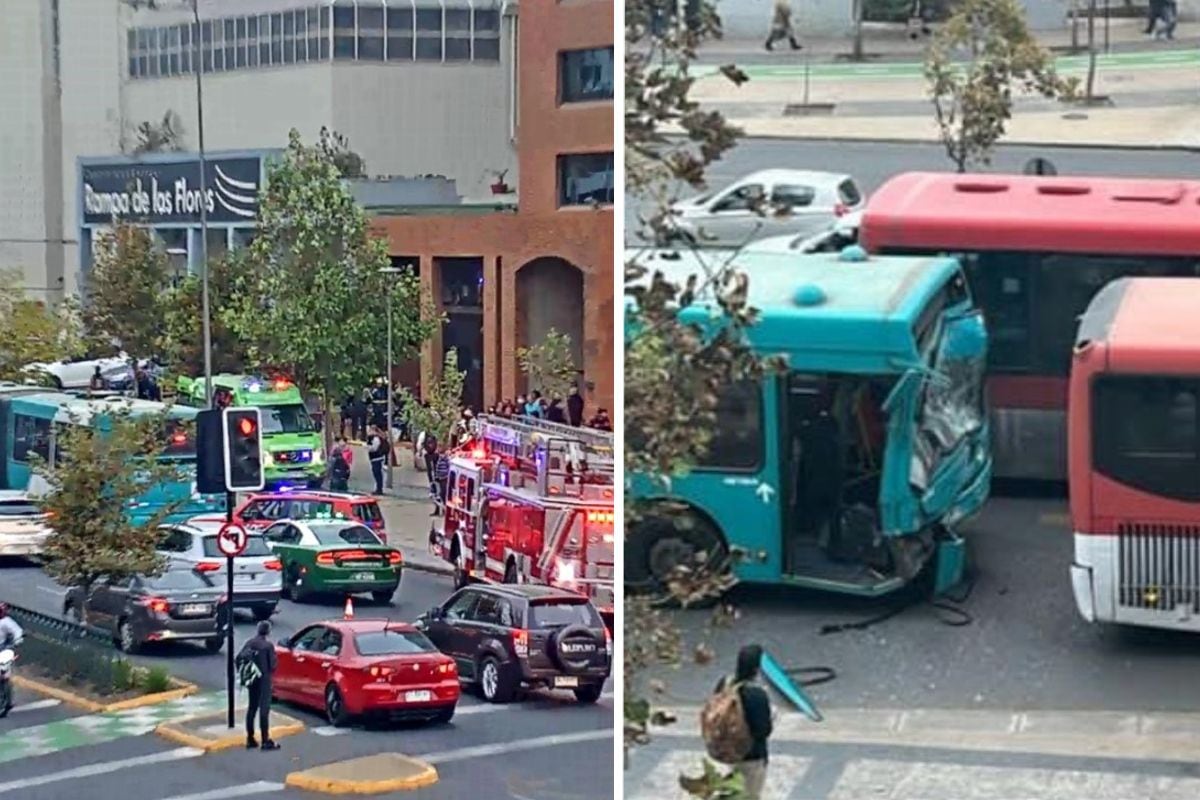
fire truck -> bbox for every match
[430,415,615,623]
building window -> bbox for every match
[157,28,170,76]
[168,25,181,74]
[319,4,331,60]
[128,29,138,77]
[558,153,614,206]
[333,4,355,59]
[473,9,500,61]
[282,9,296,64]
[560,47,613,102]
[386,6,413,60]
[235,16,247,67]
[246,15,259,67]
[271,13,284,64]
[258,14,271,65]
[445,9,470,61]
[358,5,384,60]
[200,20,213,72]
[295,8,309,61]
[415,8,442,61]
[181,23,192,73]
[223,18,236,68]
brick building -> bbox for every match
[374,0,614,416]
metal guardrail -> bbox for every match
[6,603,132,692]
[8,603,112,648]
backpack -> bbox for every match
[235,646,262,687]
[700,678,753,764]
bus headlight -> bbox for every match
[312,449,324,465]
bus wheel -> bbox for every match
[633,513,727,600]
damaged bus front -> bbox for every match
[627,248,991,597]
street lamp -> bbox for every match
[378,266,405,490]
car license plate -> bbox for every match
[352,572,375,581]
[235,573,255,581]
[403,690,432,703]
[554,676,579,688]
[180,604,209,616]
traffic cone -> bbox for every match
[343,596,354,620]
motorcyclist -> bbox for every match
[0,603,23,649]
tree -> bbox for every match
[397,349,465,449]
[925,0,1077,172]
[159,251,247,376]
[318,127,366,179]
[82,224,172,356]
[517,329,578,400]
[0,271,84,381]
[132,111,184,154]
[226,130,437,453]
[32,407,182,625]
[626,3,773,795]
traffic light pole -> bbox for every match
[225,490,235,729]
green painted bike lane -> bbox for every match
[694,47,1200,80]
[0,692,231,763]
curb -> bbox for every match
[725,132,1200,153]
[404,560,455,578]
[12,674,198,714]
[156,713,305,753]
[285,757,438,794]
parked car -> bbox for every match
[262,519,403,604]
[63,569,228,654]
[225,491,389,543]
[23,353,133,390]
[417,584,611,704]
[273,619,459,726]
[158,519,282,621]
[666,170,864,247]
[747,209,863,254]
[0,492,52,558]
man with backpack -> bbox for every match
[701,644,773,799]
[237,620,280,751]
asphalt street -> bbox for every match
[0,550,614,800]
[625,138,1200,244]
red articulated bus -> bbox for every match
[1069,278,1200,632]
[862,172,1200,481]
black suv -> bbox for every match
[418,584,610,704]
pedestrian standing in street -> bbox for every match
[422,431,439,486]
[367,425,388,495]
[567,385,585,427]
[765,0,802,51]
[237,620,280,751]
[433,447,451,517]
[702,644,773,799]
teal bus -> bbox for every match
[176,374,324,488]
[626,248,992,597]
[0,393,226,525]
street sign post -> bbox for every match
[217,520,247,728]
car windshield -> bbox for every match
[528,600,601,629]
[0,500,40,517]
[144,571,214,591]
[354,629,437,656]
[259,403,315,434]
[310,524,380,546]
[201,535,272,558]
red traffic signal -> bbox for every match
[238,418,255,436]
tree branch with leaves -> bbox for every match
[517,329,578,401]
[925,0,1077,172]
[82,224,172,357]
[398,349,465,449]
[0,271,84,381]
[32,408,184,625]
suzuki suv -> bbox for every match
[418,584,611,704]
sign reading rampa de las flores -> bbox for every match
[80,155,262,225]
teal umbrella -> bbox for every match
[761,649,823,722]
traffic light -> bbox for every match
[222,408,264,492]
[196,410,225,495]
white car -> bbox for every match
[23,353,133,390]
[743,210,863,255]
[156,518,283,621]
[0,492,52,558]
[667,170,864,247]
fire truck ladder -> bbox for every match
[476,415,614,498]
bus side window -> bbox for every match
[13,415,51,463]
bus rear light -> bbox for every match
[512,629,529,658]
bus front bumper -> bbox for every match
[1073,532,1200,632]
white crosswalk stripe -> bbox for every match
[829,759,1200,800]
[155,781,285,800]
[626,750,811,800]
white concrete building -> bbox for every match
[1,0,518,302]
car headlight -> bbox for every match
[262,451,274,465]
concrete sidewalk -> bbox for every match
[683,35,1200,148]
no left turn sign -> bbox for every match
[216,522,248,558]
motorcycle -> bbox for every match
[0,646,15,718]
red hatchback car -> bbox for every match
[230,491,389,543]
[272,619,459,726]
